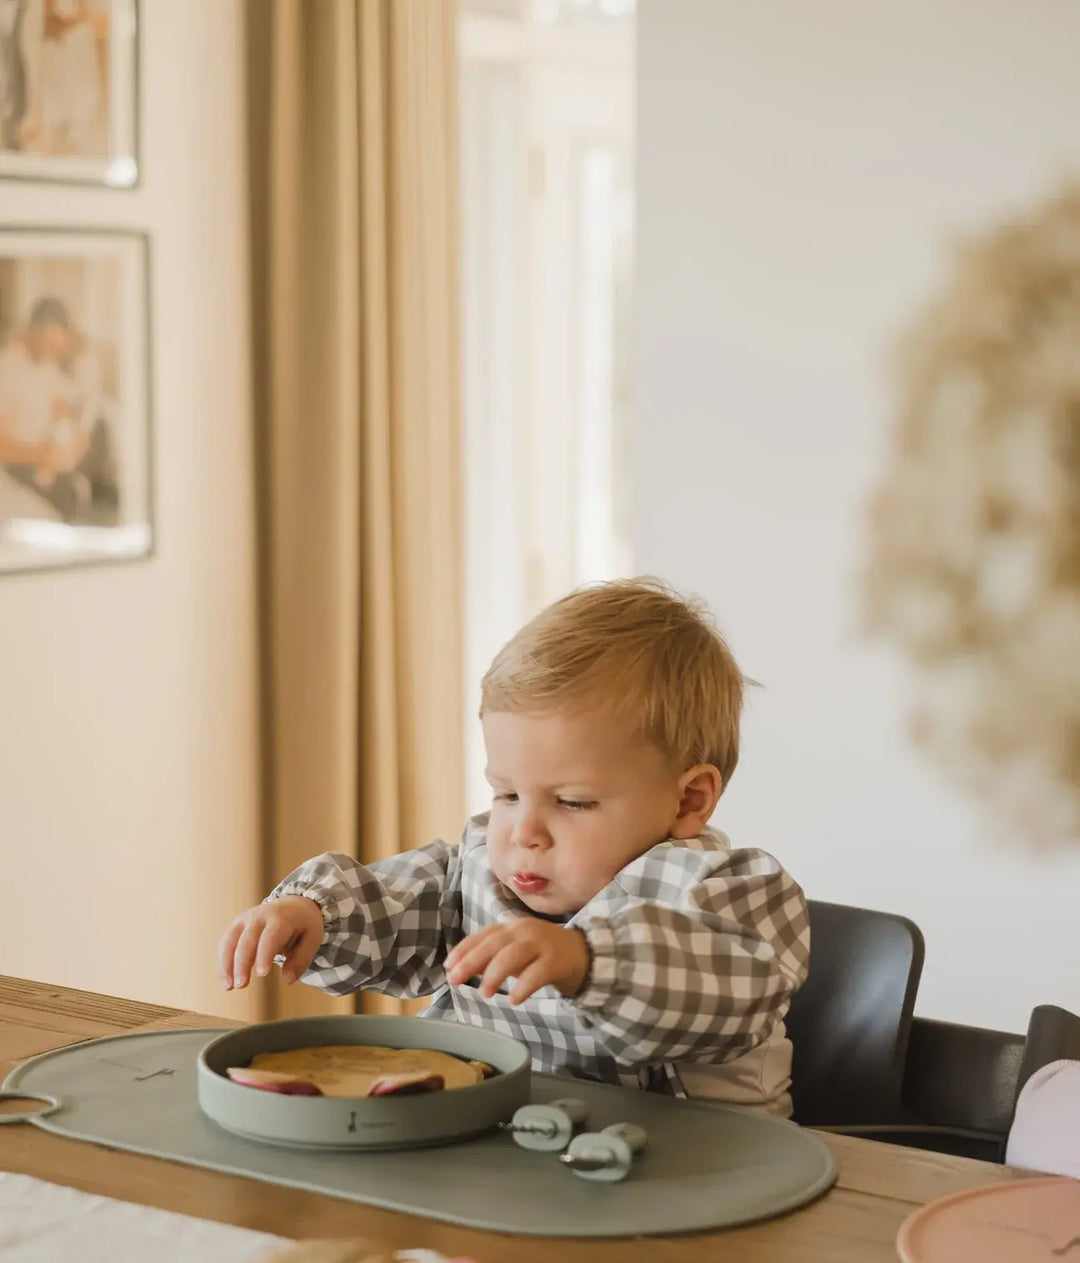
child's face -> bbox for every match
[482,708,685,916]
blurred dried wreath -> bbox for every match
[864,182,1080,845]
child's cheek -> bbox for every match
[486,822,512,867]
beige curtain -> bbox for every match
[246,0,464,1019]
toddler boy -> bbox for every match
[218,579,809,1113]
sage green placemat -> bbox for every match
[4,1029,836,1238]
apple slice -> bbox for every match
[226,1066,323,1095]
[368,1072,445,1096]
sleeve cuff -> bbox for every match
[574,919,618,1010]
[266,885,333,922]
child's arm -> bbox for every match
[445,844,808,1067]
[220,839,464,999]
[571,848,809,1067]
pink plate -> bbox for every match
[897,1176,1080,1263]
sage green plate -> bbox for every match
[199,1014,531,1149]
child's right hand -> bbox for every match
[217,895,325,990]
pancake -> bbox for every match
[249,1044,484,1097]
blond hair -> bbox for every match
[481,578,745,785]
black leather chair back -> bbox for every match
[787,899,924,1126]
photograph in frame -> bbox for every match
[0,0,138,187]
[0,228,152,575]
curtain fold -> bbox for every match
[246,0,464,1019]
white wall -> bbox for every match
[0,0,262,1021]
[635,0,1080,1031]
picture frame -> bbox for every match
[0,0,139,187]
[0,226,152,576]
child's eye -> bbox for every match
[558,798,598,811]
[493,792,518,804]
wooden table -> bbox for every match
[0,975,1023,1262]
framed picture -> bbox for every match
[0,0,138,187]
[0,227,152,575]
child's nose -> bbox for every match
[512,811,552,850]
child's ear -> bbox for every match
[669,765,723,839]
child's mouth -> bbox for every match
[512,872,550,895]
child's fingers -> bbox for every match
[254,917,297,979]
[446,926,507,985]
[217,920,244,989]
[445,925,499,971]
[478,940,537,999]
[281,924,322,985]
[507,959,553,1006]
[231,917,266,989]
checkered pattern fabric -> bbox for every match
[270,817,809,1095]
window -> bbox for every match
[459,0,636,808]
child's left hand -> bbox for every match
[445,920,589,1005]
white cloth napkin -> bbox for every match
[1006,1058,1080,1177]
[0,1172,285,1262]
